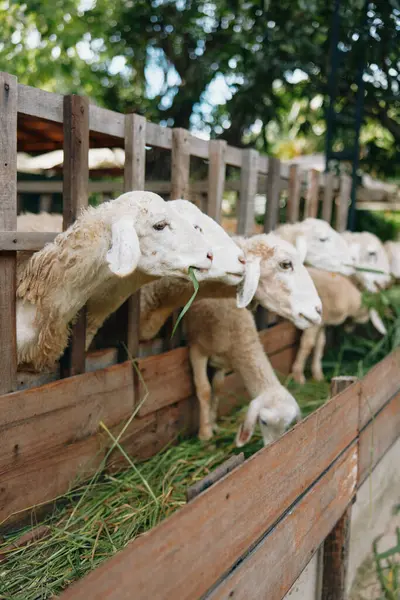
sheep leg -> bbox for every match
[291,326,320,384]
[311,327,326,381]
[210,369,227,432]
[189,344,213,441]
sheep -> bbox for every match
[342,231,392,292]
[185,298,301,443]
[17,211,63,232]
[276,218,355,276]
[16,191,214,371]
[291,267,387,384]
[17,201,255,354]
[138,232,323,343]
[384,241,400,280]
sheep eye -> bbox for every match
[194,225,203,234]
[368,251,377,257]
[153,221,168,231]
[319,237,328,242]
[279,260,293,271]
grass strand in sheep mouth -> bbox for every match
[171,266,199,338]
[344,264,389,275]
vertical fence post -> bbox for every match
[305,169,320,219]
[59,95,89,378]
[207,139,226,223]
[264,157,281,233]
[167,128,191,350]
[321,375,357,600]
[287,164,301,223]
[322,171,335,224]
[0,72,17,393]
[115,113,146,367]
[336,174,351,232]
[237,148,258,236]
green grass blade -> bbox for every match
[171,267,199,338]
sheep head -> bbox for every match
[236,233,323,330]
[342,231,392,292]
[236,387,301,447]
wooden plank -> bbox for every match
[358,391,400,485]
[171,128,190,200]
[59,385,360,600]
[207,139,227,222]
[189,134,209,160]
[321,506,352,600]
[305,168,320,218]
[0,72,18,394]
[208,446,358,600]
[264,157,281,232]
[359,347,400,429]
[225,145,242,168]
[115,113,146,364]
[320,375,357,600]
[287,164,302,223]
[335,174,351,232]
[145,121,172,150]
[258,155,269,175]
[88,104,124,139]
[259,321,299,355]
[237,149,258,235]
[17,83,64,123]
[60,95,89,378]
[186,454,244,502]
[322,171,335,224]
[0,232,56,250]
[138,347,194,417]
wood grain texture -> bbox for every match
[237,148,258,236]
[331,376,358,397]
[0,232,56,250]
[287,164,302,223]
[208,446,358,600]
[207,139,227,222]
[186,454,244,502]
[0,72,17,394]
[305,169,320,218]
[61,95,89,378]
[359,347,400,429]
[358,391,400,485]
[58,388,359,600]
[264,157,281,232]
[171,128,190,200]
[335,174,351,232]
[321,506,352,600]
[323,171,335,224]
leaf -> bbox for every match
[171,267,199,339]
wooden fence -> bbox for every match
[1,72,399,598]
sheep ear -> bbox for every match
[107,218,141,277]
[235,399,260,447]
[236,256,261,309]
[369,308,387,336]
[296,235,308,264]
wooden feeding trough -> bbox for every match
[1,71,399,599]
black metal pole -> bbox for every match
[325,0,341,173]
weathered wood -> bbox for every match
[17,83,64,123]
[320,376,357,600]
[58,386,360,600]
[0,231,58,251]
[305,169,320,218]
[258,321,299,355]
[146,121,172,150]
[358,391,400,485]
[207,139,227,222]
[189,134,209,160]
[186,454,244,502]
[264,156,281,232]
[208,446,358,600]
[0,72,17,394]
[237,148,259,235]
[114,113,146,365]
[359,347,400,429]
[323,171,335,224]
[60,95,89,378]
[335,174,351,232]
[287,164,302,223]
[225,145,243,168]
[171,128,190,200]
[321,506,353,600]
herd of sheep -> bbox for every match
[15,191,400,448]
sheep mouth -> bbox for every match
[299,312,320,325]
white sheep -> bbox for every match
[384,241,400,280]
[342,231,392,292]
[17,191,213,370]
[276,218,355,275]
[186,298,301,443]
[291,267,387,384]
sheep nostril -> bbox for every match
[316,306,322,316]
[238,256,246,265]
[207,252,213,262]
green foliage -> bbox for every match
[356,211,400,242]
[373,528,400,600]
